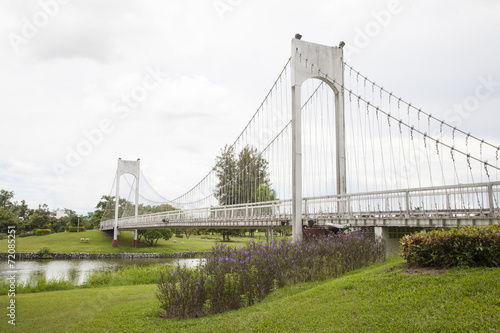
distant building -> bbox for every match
[51,209,69,219]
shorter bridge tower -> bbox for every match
[113,158,140,247]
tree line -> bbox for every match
[0,189,89,235]
[0,144,278,240]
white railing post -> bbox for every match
[405,190,410,217]
[488,184,494,215]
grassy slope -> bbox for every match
[1,257,499,333]
[0,230,278,253]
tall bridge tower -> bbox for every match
[291,38,346,241]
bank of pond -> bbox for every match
[2,231,387,320]
[0,256,202,294]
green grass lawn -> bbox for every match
[0,230,287,253]
[1,257,499,332]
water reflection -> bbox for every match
[0,258,201,285]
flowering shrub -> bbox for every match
[400,224,500,268]
[157,231,385,319]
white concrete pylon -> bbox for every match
[113,158,141,247]
[291,38,346,242]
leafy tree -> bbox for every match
[27,204,57,231]
[214,145,275,240]
[220,229,241,242]
[0,189,14,209]
[27,214,51,230]
[92,195,128,228]
[214,145,271,205]
[80,215,94,230]
[137,229,173,246]
[139,203,177,214]
[0,189,86,233]
[0,190,17,233]
[12,199,29,221]
[184,228,197,239]
[0,207,16,234]
[57,209,78,229]
[92,194,178,229]
[253,184,277,202]
[66,209,79,227]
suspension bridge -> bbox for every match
[99,38,500,249]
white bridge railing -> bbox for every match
[100,181,500,230]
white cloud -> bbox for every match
[0,0,499,214]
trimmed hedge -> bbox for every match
[34,229,51,236]
[68,226,85,232]
[400,224,500,268]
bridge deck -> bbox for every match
[100,181,500,231]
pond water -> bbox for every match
[0,257,202,285]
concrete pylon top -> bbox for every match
[291,38,344,92]
[117,158,141,179]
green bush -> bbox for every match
[400,224,500,268]
[68,226,85,232]
[34,229,52,236]
[138,229,173,246]
[37,247,52,259]
[175,234,184,238]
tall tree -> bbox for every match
[214,145,271,205]
[137,229,173,246]
[92,195,128,227]
[214,145,274,242]
[253,184,277,202]
[138,203,177,215]
[0,207,16,234]
[214,145,237,205]
[26,204,57,231]
[0,190,16,233]
[12,199,29,221]
[92,196,178,228]
[0,189,14,208]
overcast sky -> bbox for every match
[1,0,499,215]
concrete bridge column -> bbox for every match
[374,226,388,243]
[112,228,120,247]
[132,230,138,247]
[265,229,274,243]
[374,226,400,256]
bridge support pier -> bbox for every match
[374,227,399,256]
[265,229,274,243]
[132,230,138,247]
[112,227,120,247]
